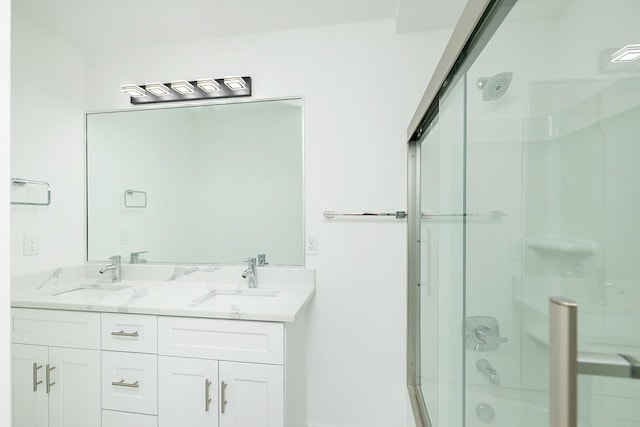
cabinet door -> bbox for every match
[12,344,48,427]
[159,356,219,427]
[48,347,101,427]
[219,362,284,427]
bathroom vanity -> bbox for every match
[10,266,314,427]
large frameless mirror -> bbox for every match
[86,98,304,265]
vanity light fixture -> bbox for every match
[122,76,252,104]
[224,76,247,90]
[145,82,172,96]
[197,78,221,92]
[170,80,195,95]
[610,44,640,63]
[120,84,147,98]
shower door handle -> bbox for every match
[549,297,577,427]
[549,297,640,427]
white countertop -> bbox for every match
[12,266,315,322]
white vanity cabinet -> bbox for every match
[157,316,290,427]
[11,308,101,427]
[12,308,307,427]
[157,358,285,427]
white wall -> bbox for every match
[0,0,11,424]
[84,20,450,427]
[10,13,87,276]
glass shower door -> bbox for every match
[419,75,466,427]
[410,1,640,426]
[461,1,640,426]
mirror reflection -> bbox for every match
[86,99,304,265]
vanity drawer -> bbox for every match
[158,316,284,365]
[102,351,158,415]
[102,313,157,353]
[11,308,100,349]
[102,410,157,427]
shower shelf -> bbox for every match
[526,237,596,255]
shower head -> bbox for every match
[476,72,512,101]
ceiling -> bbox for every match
[12,0,479,53]
[12,0,400,52]
[12,0,578,53]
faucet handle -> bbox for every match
[109,255,121,263]
[465,316,507,351]
[474,327,508,345]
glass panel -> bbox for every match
[419,76,466,427]
[463,0,640,426]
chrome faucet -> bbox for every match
[99,255,121,283]
[242,257,257,288]
[477,359,500,385]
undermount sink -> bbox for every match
[189,288,280,306]
[48,284,131,298]
[232,289,279,297]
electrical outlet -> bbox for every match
[306,236,318,255]
[23,235,39,256]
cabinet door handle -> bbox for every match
[32,363,43,392]
[205,379,213,412]
[111,379,140,388]
[45,364,56,394]
[220,381,228,414]
[110,330,139,338]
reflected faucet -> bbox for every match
[477,359,500,385]
[242,257,257,288]
[99,255,121,283]
[130,251,148,264]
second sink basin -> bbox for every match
[189,288,280,306]
[232,289,279,297]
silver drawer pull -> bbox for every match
[110,330,140,338]
[205,379,213,412]
[46,365,55,394]
[221,381,228,414]
[111,379,140,388]
[32,363,43,392]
